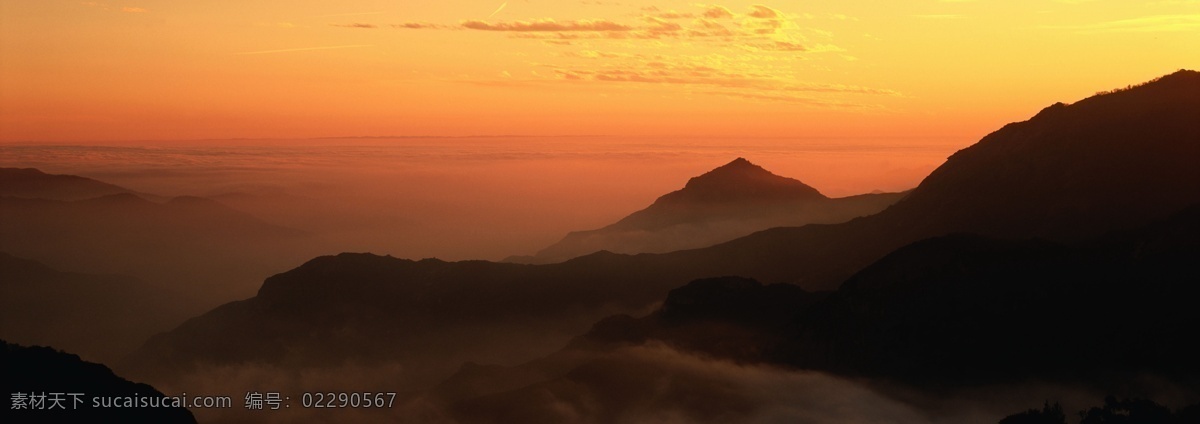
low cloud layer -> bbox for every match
[441,344,1119,424]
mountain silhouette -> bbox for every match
[124,71,1200,396]
[0,173,318,301]
[123,251,717,384]
[2,340,196,423]
[623,157,824,211]
[885,70,1200,240]
[511,158,906,263]
[0,167,145,201]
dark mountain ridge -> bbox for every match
[882,69,1200,241]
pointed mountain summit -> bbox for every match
[510,158,905,264]
[662,157,825,203]
[609,157,833,231]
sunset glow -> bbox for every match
[3,0,1196,142]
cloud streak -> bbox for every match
[330,23,378,29]
[1049,14,1200,33]
[343,4,817,42]
[461,18,633,32]
[488,2,507,19]
[392,22,448,29]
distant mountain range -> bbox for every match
[0,168,318,301]
[509,157,906,264]
[124,70,1200,412]
[0,167,161,201]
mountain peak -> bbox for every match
[694,157,767,179]
[724,157,754,167]
[689,157,778,181]
[675,158,825,202]
[586,157,832,234]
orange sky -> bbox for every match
[1,0,1197,142]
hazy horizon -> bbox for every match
[1,135,965,262]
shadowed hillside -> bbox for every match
[0,253,202,364]
[1,340,196,423]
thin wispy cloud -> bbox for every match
[235,45,373,55]
[1050,14,1200,33]
[488,2,508,19]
